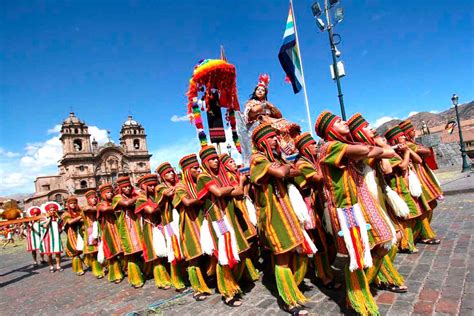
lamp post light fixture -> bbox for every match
[311,0,347,120]
[451,94,471,172]
[227,143,232,157]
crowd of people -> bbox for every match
[21,77,443,316]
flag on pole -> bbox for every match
[445,119,457,134]
[278,3,303,94]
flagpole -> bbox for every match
[290,0,314,137]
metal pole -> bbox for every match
[454,103,471,172]
[324,0,346,120]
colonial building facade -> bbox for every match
[24,113,151,208]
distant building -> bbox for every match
[415,118,474,167]
[24,113,151,208]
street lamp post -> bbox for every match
[451,94,471,172]
[312,0,347,120]
[227,143,232,157]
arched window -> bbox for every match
[73,139,82,151]
[80,180,87,188]
[75,128,79,134]
[134,130,137,135]
[133,139,140,149]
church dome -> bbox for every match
[64,112,81,125]
[123,115,140,127]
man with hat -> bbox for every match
[315,110,387,315]
[81,189,104,278]
[112,176,144,288]
[384,125,426,253]
[399,120,441,245]
[293,132,340,290]
[249,123,309,315]
[219,153,260,284]
[156,162,186,291]
[25,206,46,267]
[62,196,85,276]
[135,173,172,289]
[197,145,247,307]
[173,154,212,300]
[97,183,124,283]
[40,201,64,273]
[347,113,408,293]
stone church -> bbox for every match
[24,113,151,208]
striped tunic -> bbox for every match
[196,172,250,255]
[26,221,41,252]
[249,153,304,255]
[39,213,63,255]
[386,157,423,219]
[136,194,161,262]
[97,201,122,259]
[62,210,84,257]
[173,183,204,261]
[113,194,143,256]
[81,208,99,255]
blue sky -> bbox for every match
[1,0,473,195]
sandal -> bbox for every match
[387,285,408,293]
[57,267,64,272]
[193,293,208,301]
[133,283,144,289]
[223,296,242,307]
[283,304,309,315]
[77,271,85,276]
[49,267,55,273]
[114,278,123,284]
[420,239,440,245]
[33,262,39,268]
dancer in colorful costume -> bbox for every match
[97,183,124,283]
[135,174,172,289]
[243,74,301,156]
[293,132,340,290]
[219,153,260,284]
[384,126,425,254]
[40,201,64,272]
[399,120,441,245]
[249,123,309,315]
[173,154,212,300]
[197,145,248,307]
[113,176,145,288]
[25,206,46,267]
[81,190,104,278]
[62,196,85,276]
[315,111,387,316]
[155,162,186,291]
[347,113,407,293]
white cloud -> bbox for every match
[373,116,398,128]
[0,147,20,158]
[408,111,419,117]
[429,110,440,114]
[170,114,190,123]
[88,126,111,145]
[47,124,61,134]
[20,136,63,171]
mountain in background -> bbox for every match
[376,101,474,135]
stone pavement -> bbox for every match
[1,192,472,315]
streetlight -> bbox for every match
[451,94,471,172]
[311,0,347,120]
[227,143,232,157]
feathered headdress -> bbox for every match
[257,73,270,89]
